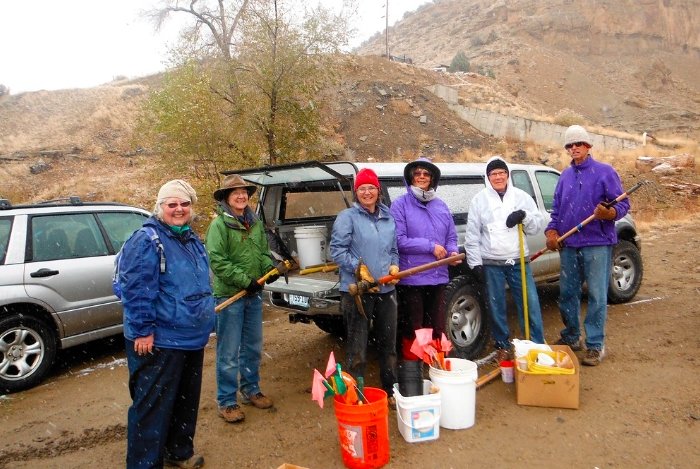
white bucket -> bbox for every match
[294,226,328,269]
[428,358,477,430]
[393,380,441,443]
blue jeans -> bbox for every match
[125,340,203,469]
[484,263,545,349]
[558,245,612,351]
[216,294,264,407]
[341,291,398,394]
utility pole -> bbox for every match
[385,1,389,60]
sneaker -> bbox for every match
[218,404,245,423]
[164,454,205,468]
[582,348,606,366]
[554,337,583,352]
[495,348,512,363]
[242,392,273,409]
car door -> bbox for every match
[23,210,148,342]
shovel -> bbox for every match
[214,259,294,313]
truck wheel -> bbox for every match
[442,276,489,359]
[608,240,643,304]
[0,315,57,393]
[313,315,346,338]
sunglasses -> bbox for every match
[565,141,587,150]
[165,201,191,209]
[413,170,432,177]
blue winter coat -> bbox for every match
[330,202,399,294]
[119,217,215,350]
[545,155,629,248]
[390,185,458,286]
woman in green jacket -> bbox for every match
[206,174,275,424]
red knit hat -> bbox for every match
[354,168,380,191]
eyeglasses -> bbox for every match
[413,170,431,177]
[164,201,191,209]
[356,186,378,194]
[488,170,508,177]
[565,141,587,150]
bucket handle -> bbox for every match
[395,405,441,432]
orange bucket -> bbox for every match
[333,387,390,469]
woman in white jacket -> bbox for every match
[464,157,545,362]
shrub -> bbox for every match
[553,108,587,127]
[449,51,470,73]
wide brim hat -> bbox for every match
[213,174,258,201]
[403,157,441,188]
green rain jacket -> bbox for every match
[205,204,274,297]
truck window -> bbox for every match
[384,177,485,223]
[511,170,537,204]
[282,187,352,220]
[534,171,560,211]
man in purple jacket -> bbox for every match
[390,157,461,361]
[545,125,630,366]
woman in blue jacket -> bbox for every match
[118,180,214,469]
[330,168,399,401]
[390,158,460,361]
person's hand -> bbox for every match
[471,265,485,284]
[448,252,463,266]
[359,264,375,284]
[545,229,561,251]
[387,265,400,285]
[245,278,263,294]
[505,209,526,228]
[593,203,616,220]
[134,334,154,356]
[433,244,447,260]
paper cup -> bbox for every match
[499,360,514,383]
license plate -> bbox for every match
[288,294,309,308]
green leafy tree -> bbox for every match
[449,50,470,73]
[142,0,353,172]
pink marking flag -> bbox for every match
[410,328,434,359]
[312,369,327,408]
[324,351,337,378]
[440,333,453,354]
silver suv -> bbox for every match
[228,161,643,359]
[0,197,150,392]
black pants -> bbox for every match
[340,290,398,394]
[396,285,447,359]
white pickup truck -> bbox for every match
[227,160,643,359]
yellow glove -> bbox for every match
[359,264,375,284]
[387,265,400,285]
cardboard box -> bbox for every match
[514,345,580,409]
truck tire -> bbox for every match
[0,315,57,393]
[608,240,643,304]
[313,315,346,338]
[442,276,489,359]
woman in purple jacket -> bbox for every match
[390,158,461,361]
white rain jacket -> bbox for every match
[464,156,544,267]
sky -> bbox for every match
[0,0,431,94]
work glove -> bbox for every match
[245,278,263,294]
[471,265,485,284]
[265,273,280,284]
[593,203,616,220]
[387,265,400,285]
[545,229,561,251]
[505,209,526,228]
[358,264,379,293]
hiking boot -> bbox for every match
[582,348,606,366]
[554,337,583,352]
[495,348,512,363]
[242,392,273,409]
[164,454,205,468]
[218,404,245,423]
